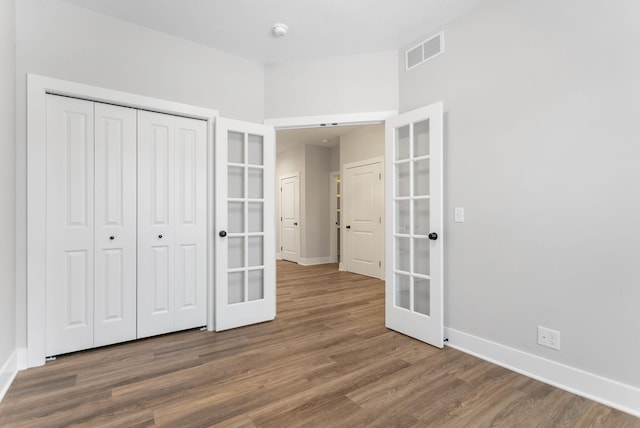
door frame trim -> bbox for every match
[278,172,300,263]
[26,74,218,368]
[328,170,340,264]
[264,110,397,129]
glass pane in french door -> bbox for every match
[393,119,431,316]
[227,131,265,304]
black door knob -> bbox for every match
[428,232,438,240]
[346,225,351,229]
[293,222,298,226]
[158,234,163,239]
[109,236,115,240]
[219,230,227,238]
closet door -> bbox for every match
[138,111,175,337]
[173,117,207,330]
[94,103,137,346]
[137,111,207,338]
[45,95,95,356]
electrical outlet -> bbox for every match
[538,326,560,350]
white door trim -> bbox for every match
[264,110,398,130]
[329,171,340,264]
[279,172,300,263]
[342,157,385,279]
[26,74,218,368]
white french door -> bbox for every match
[385,102,444,347]
[215,118,276,331]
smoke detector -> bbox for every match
[272,23,288,37]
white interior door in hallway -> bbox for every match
[385,102,444,348]
[279,173,300,263]
[342,158,384,279]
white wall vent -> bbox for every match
[405,31,445,71]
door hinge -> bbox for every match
[379,173,382,180]
[281,246,283,250]
[379,261,382,268]
[379,217,381,224]
[280,217,282,221]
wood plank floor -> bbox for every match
[1,262,638,427]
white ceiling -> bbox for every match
[60,0,486,64]
[276,125,366,153]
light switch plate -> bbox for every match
[454,207,464,223]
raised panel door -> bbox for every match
[94,103,137,347]
[45,95,95,356]
[174,117,207,330]
[137,110,176,338]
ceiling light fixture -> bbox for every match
[272,23,288,37]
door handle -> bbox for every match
[428,232,438,240]
[219,230,227,238]
[109,236,115,240]
[346,225,351,229]
[294,222,298,226]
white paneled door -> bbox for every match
[93,103,137,347]
[215,118,275,331]
[46,95,96,356]
[343,159,384,279]
[137,111,207,338]
[280,173,300,263]
[385,102,444,348]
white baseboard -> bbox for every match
[0,350,19,402]
[445,327,640,418]
[298,256,334,266]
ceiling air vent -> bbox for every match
[405,31,444,71]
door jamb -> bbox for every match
[329,171,340,263]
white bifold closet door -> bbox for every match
[137,110,207,338]
[45,95,137,356]
[93,103,138,347]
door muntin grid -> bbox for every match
[392,120,431,316]
[227,131,265,305]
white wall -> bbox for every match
[265,51,398,119]
[14,0,265,352]
[275,145,305,258]
[400,0,640,390]
[276,144,332,262]
[0,0,17,398]
[340,124,385,169]
[330,146,340,173]
[304,146,332,259]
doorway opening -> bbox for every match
[273,118,387,279]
